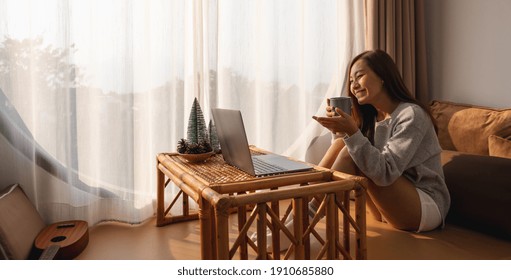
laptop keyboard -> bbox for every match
[252,157,286,174]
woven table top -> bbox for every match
[164,151,319,184]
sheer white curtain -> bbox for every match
[213,0,364,159]
[0,0,363,225]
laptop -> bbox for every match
[211,108,313,176]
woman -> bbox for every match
[313,49,450,231]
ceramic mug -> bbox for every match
[329,96,352,116]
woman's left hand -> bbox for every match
[312,108,359,136]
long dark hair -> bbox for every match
[345,50,436,143]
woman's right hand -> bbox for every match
[313,98,358,136]
[325,98,336,117]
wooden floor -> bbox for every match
[76,208,511,260]
[77,216,204,260]
[77,212,331,260]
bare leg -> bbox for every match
[330,148,421,231]
[309,138,346,209]
[364,177,421,231]
[318,137,345,168]
[328,147,383,222]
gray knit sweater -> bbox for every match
[341,102,450,221]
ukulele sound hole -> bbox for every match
[51,236,67,243]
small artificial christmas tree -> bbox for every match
[178,98,213,155]
[187,97,209,145]
[209,119,221,153]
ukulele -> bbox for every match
[34,220,89,260]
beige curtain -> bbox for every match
[364,0,428,102]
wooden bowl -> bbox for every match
[178,151,215,163]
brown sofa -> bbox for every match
[430,100,511,239]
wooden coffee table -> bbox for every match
[156,146,368,260]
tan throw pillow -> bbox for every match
[489,135,511,159]
[430,100,511,155]
[0,184,46,259]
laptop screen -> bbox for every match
[211,108,312,176]
[211,108,256,175]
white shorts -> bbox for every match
[416,188,442,232]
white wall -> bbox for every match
[425,0,511,108]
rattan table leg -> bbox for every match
[343,190,350,259]
[238,203,248,260]
[293,198,304,259]
[355,186,367,259]
[302,197,310,260]
[326,194,336,259]
[156,158,165,227]
[215,206,230,260]
[256,203,268,260]
[210,202,217,258]
[200,198,214,260]
[270,200,280,259]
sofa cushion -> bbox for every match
[441,151,511,239]
[488,135,511,159]
[430,100,511,155]
[0,184,46,259]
